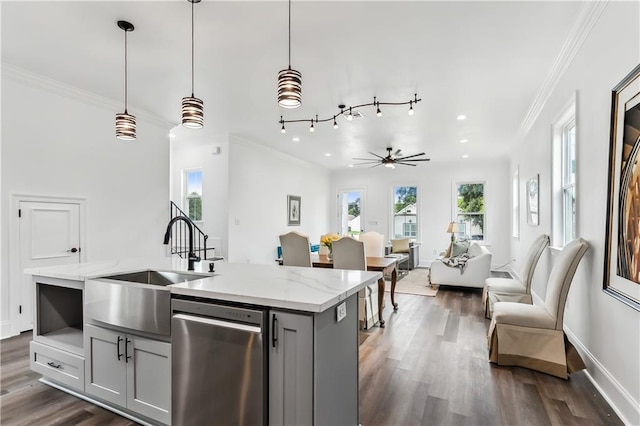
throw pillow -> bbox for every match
[451,241,469,257]
[443,242,452,258]
[391,238,410,253]
[467,242,483,258]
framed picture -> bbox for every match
[287,195,301,226]
[603,63,640,311]
[526,174,539,226]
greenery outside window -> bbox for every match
[456,182,485,240]
[184,169,202,222]
[393,186,418,239]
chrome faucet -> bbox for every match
[163,215,201,271]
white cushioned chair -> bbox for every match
[488,238,589,379]
[332,237,378,329]
[279,231,312,267]
[482,234,550,318]
[359,231,385,257]
[429,241,491,288]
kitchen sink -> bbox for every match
[100,270,207,286]
[85,270,211,336]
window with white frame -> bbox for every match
[393,186,418,239]
[456,182,485,241]
[513,167,519,238]
[552,97,576,246]
[184,169,202,222]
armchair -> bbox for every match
[429,241,491,288]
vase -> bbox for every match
[327,246,333,260]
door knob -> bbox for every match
[67,248,78,253]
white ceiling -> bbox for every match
[2,1,583,169]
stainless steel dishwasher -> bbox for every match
[171,298,268,426]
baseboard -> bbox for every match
[564,327,639,425]
[0,320,16,340]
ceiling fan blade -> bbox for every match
[368,152,386,160]
[352,161,382,165]
[394,149,402,156]
[352,157,379,161]
[396,152,426,160]
[396,162,417,166]
[402,158,431,162]
[370,163,383,168]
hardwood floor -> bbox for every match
[1,288,623,425]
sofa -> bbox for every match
[429,241,491,288]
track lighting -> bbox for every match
[309,121,315,132]
[278,93,420,131]
[182,0,204,128]
[277,0,302,108]
[115,20,136,140]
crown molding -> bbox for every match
[2,63,177,129]
[519,0,608,137]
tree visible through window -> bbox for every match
[185,169,202,221]
[393,186,418,238]
[456,183,485,240]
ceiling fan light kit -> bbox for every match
[277,0,302,108]
[181,0,204,129]
[278,93,421,133]
[115,20,136,140]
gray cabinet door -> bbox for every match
[84,325,126,407]
[269,310,313,426]
[127,336,171,425]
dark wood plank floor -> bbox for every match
[1,288,623,425]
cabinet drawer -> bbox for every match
[30,341,84,392]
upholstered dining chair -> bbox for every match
[279,231,312,267]
[483,234,550,318]
[359,231,385,258]
[332,237,378,329]
[488,237,589,379]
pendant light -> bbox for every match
[182,0,204,128]
[115,20,136,140]
[277,0,302,108]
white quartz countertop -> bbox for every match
[25,257,381,313]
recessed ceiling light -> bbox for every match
[462,154,469,158]
[460,139,468,143]
[348,164,354,168]
[457,115,467,121]
[325,153,332,157]
[292,137,300,142]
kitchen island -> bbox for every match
[25,258,381,426]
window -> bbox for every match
[184,169,202,222]
[393,186,418,239]
[338,189,363,236]
[513,167,519,238]
[552,96,576,246]
[456,182,485,240]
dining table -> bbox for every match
[310,253,408,327]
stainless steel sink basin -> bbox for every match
[85,270,210,336]
[100,270,206,286]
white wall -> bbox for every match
[511,2,640,423]
[331,158,511,267]
[1,70,171,338]
[227,136,332,265]
[169,128,229,259]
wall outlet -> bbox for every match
[234,218,240,225]
[336,302,347,322]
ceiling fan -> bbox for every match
[352,147,430,168]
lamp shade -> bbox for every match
[277,67,302,108]
[181,96,204,128]
[446,222,460,233]
[115,112,136,140]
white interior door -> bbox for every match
[18,201,81,331]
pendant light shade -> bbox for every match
[115,20,136,140]
[277,0,302,108]
[182,0,204,128]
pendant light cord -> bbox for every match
[288,0,291,68]
[191,0,195,97]
[124,29,128,113]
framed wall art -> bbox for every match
[526,174,539,226]
[287,195,301,226]
[603,63,640,311]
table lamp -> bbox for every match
[446,221,460,242]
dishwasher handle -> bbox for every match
[272,314,278,348]
[173,313,262,334]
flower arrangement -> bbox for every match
[320,233,341,250]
